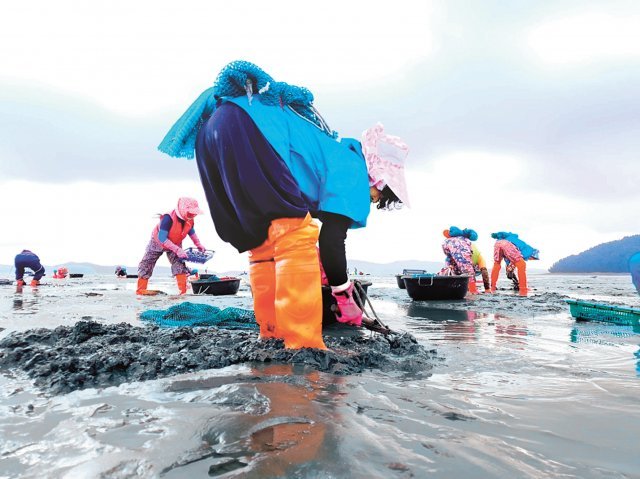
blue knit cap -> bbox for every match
[158,60,336,159]
[448,226,478,241]
[491,231,516,240]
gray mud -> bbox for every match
[393,291,574,317]
[0,321,436,395]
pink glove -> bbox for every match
[190,233,206,252]
[163,240,188,259]
[331,282,363,327]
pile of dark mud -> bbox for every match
[0,321,436,394]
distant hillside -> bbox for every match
[0,262,172,277]
[348,259,442,276]
[0,261,246,278]
[549,235,640,273]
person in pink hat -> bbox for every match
[361,123,411,209]
[316,123,410,327]
[136,197,207,295]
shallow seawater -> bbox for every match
[0,273,639,478]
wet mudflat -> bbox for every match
[0,273,639,478]
[0,321,434,394]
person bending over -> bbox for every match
[15,249,45,287]
[157,61,410,349]
[490,231,539,296]
[136,197,207,295]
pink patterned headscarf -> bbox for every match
[176,197,203,219]
[361,123,410,207]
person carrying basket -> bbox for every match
[136,197,207,295]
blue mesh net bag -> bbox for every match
[184,247,215,264]
[158,60,337,160]
[140,302,257,329]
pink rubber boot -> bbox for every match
[331,282,363,326]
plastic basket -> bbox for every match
[566,299,640,327]
[185,248,215,264]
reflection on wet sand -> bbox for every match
[163,365,342,477]
[406,303,477,322]
[405,303,529,345]
[570,323,640,377]
[12,291,39,314]
[244,365,329,477]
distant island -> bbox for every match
[549,235,640,273]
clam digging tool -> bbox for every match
[351,280,393,335]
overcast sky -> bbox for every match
[1,0,639,272]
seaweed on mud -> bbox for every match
[0,321,437,395]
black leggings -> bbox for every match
[315,212,351,287]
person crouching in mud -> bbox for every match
[438,227,480,294]
[490,231,539,296]
[136,197,207,295]
[15,249,45,288]
[157,61,409,349]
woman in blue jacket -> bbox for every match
[158,61,410,348]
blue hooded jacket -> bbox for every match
[491,232,539,260]
[225,95,370,228]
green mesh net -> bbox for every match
[139,301,257,329]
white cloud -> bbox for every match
[425,151,526,190]
[527,11,640,66]
[0,0,435,116]
[0,180,248,272]
[1,1,639,273]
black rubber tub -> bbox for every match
[192,277,241,295]
[395,269,427,289]
[322,280,372,325]
[403,275,469,300]
[126,274,138,279]
[69,273,84,278]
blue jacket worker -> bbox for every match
[15,250,45,287]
